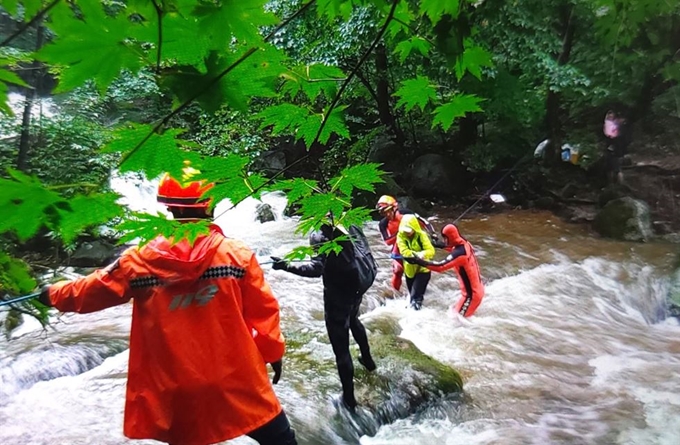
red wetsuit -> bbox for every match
[424,224,484,317]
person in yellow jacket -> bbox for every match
[396,214,435,310]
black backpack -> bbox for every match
[348,225,378,295]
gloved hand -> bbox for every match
[38,285,52,307]
[270,256,287,271]
[269,360,282,384]
[404,256,427,266]
[431,235,446,249]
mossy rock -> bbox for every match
[592,197,653,241]
[281,313,463,438]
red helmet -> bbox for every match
[157,166,214,208]
[376,195,397,213]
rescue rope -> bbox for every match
[453,152,532,224]
[0,292,41,308]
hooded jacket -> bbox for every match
[47,225,285,445]
[425,224,484,300]
[396,215,435,278]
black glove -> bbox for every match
[431,235,447,249]
[404,256,427,266]
[270,256,287,271]
[270,360,282,384]
[38,285,52,307]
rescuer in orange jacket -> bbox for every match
[39,168,297,445]
[406,224,485,317]
[376,195,438,293]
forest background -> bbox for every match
[0,0,678,322]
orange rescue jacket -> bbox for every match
[48,226,285,445]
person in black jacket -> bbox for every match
[270,224,376,411]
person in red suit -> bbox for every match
[406,224,484,317]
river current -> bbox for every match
[1,180,679,445]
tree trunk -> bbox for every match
[543,4,575,163]
[375,43,405,145]
[16,23,45,171]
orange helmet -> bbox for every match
[157,166,214,208]
[376,195,397,213]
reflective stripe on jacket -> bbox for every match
[48,226,284,445]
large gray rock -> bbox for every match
[70,240,117,266]
[255,202,276,223]
[411,154,461,197]
[592,197,653,242]
[367,135,403,174]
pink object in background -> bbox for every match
[604,115,619,138]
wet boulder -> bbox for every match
[281,312,463,442]
[410,154,464,198]
[592,197,653,242]
[70,240,118,267]
[255,203,276,223]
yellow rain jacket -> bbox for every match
[396,214,435,279]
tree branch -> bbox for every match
[309,0,399,146]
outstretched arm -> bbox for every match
[272,255,324,278]
[407,245,466,273]
[47,257,134,313]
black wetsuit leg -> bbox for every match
[246,410,297,445]
[324,293,356,408]
[406,272,430,305]
[348,295,375,370]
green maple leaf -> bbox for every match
[195,0,278,49]
[394,76,438,112]
[37,2,144,93]
[131,12,210,73]
[56,193,124,244]
[2,0,19,16]
[394,37,431,63]
[285,245,316,262]
[195,154,260,207]
[0,252,37,295]
[0,82,11,115]
[337,207,374,230]
[331,163,384,196]
[102,124,191,179]
[22,0,43,19]
[455,44,494,81]
[117,212,211,246]
[0,65,28,87]
[296,107,350,148]
[273,178,319,204]
[303,64,345,101]
[161,48,280,112]
[0,62,29,115]
[282,64,344,101]
[431,94,483,131]
[420,0,460,22]
[316,0,356,22]
[298,193,346,221]
[0,169,68,241]
[257,103,310,135]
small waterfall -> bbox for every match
[0,339,128,403]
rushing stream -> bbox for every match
[1,177,679,445]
